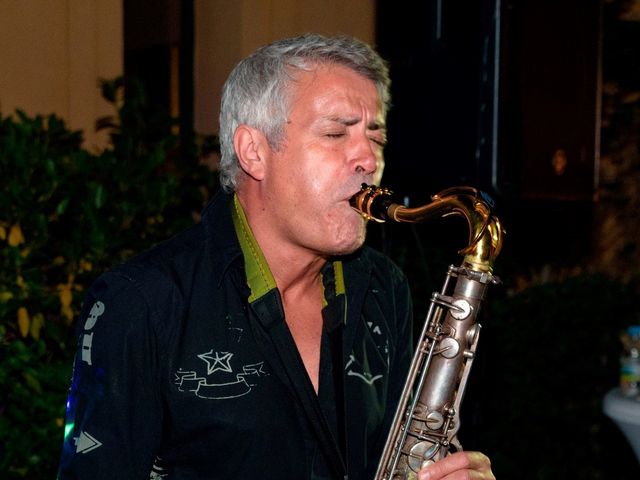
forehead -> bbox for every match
[286,63,383,118]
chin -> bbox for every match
[330,228,367,256]
[320,210,367,255]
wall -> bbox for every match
[0,1,374,144]
[0,0,123,149]
[194,0,376,136]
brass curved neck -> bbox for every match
[350,184,505,273]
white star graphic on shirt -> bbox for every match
[197,350,234,375]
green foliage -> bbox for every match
[0,79,217,478]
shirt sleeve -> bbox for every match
[57,272,163,479]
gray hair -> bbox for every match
[218,33,391,192]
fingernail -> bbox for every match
[418,472,431,480]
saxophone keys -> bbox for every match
[437,337,460,359]
[449,299,471,320]
[408,441,441,472]
[425,411,445,430]
[466,324,480,344]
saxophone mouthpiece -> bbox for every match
[350,184,395,223]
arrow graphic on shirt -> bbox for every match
[75,431,102,454]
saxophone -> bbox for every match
[350,184,504,480]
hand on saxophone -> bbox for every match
[418,451,495,480]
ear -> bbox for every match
[233,125,269,181]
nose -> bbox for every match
[351,134,381,178]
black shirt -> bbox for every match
[57,191,413,479]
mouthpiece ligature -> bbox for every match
[349,183,394,222]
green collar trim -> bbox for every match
[231,194,277,303]
[231,194,346,306]
[334,260,346,296]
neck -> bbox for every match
[235,190,326,296]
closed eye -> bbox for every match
[370,137,386,148]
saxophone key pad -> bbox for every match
[408,442,440,472]
[449,299,471,320]
[425,411,444,430]
[438,337,460,359]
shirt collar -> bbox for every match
[201,190,242,285]
[230,194,277,303]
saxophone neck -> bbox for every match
[350,184,505,273]
[460,214,504,274]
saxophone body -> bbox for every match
[350,184,504,480]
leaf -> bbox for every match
[58,285,72,308]
[22,371,43,394]
[61,305,74,325]
[45,158,56,176]
[79,259,93,272]
[30,313,45,341]
[8,224,25,246]
[17,307,30,337]
[0,291,14,302]
[56,198,70,215]
[92,183,106,209]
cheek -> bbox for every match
[290,156,331,198]
[304,170,339,207]
[309,175,325,194]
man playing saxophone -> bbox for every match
[58,33,495,480]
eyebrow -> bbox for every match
[327,116,386,131]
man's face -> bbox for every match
[260,63,386,258]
